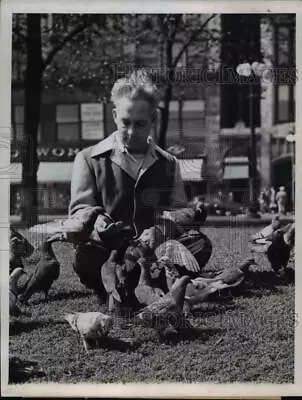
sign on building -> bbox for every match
[81,103,104,140]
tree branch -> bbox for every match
[172,14,217,69]
[168,14,182,43]
[42,23,91,71]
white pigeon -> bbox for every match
[64,312,113,352]
[251,214,281,243]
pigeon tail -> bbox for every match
[284,223,295,248]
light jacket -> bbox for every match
[69,132,188,236]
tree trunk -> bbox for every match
[158,84,172,149]
[158,40,173,149]
[21,14,42,226]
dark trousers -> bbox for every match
[73,243,111,301]
[73,231,212,297]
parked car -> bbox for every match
[196,196,245,216]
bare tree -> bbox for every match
[137,14,218,148]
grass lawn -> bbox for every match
[9,226,295,384]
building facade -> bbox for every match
[10,13,296,214]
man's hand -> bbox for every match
[96,219,135,240]
[97,221,125,239]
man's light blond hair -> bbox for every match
[111,69,159,112]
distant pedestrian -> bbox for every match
[276,186,288,215]
[228,191,234,203]
[259,190,266,213]
[269,187,278,214]
[14,191,22,215]
[263,187,270,212]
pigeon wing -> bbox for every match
[135,285,164,306]
[155,240,200,273]
[215,268,244,284]
[101,263,122,303]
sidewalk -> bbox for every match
[9,213,294,229]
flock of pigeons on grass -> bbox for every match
[8,205,295,382]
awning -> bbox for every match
[224,156,249,164]
[10,162,74,184]
[11,159,204,184]
[178,158,203,181]
[223,164,249,180]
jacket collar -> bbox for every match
[91,132,116,157]
[90,131,167,160]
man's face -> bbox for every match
[112,97,155,153]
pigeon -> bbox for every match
[137,226,166,249]
[135,256,165,306]
[101,248,129,313]
[251,214,281,243]
[191,196,208,225]
[155,239,201,276]
[19,236,60,303]
[123,242,154,295]
[9,355,45,383]
[134,275,192,334]
[9,228,34,274]
[156,256,182,291]
[266,226,293,274]
[148,260,170,294]
[64,312,113,352]
[194,257,257,288]
[178,230,213,271]
[283,222,295,250]
[161,199,207,234]
[123,242,145,289]
[9,267,28,316]
[184,279,227,309]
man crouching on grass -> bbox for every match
[68,69,210,303]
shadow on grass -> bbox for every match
[25,289,90,304]
[237,270,295,298]
[197,270,295,302]
[91,336,140,352]
[191,299,241,318]
[49,289,91,301]
[246,269,294,287]
[159,326,223,345]
[10,317,66,336]
[9,320,47,336]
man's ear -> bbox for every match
[112,108,117,124]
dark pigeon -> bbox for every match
[19,237,60,303]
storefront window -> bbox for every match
[56,104,80,141]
